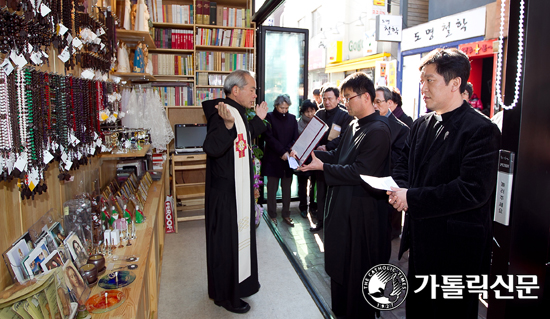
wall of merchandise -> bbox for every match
[0,0,128,295]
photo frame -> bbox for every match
[35,230,58,254]
[23,242,49,278]
[62,260,90,304]
[41,250,65,273]
[64,232,88,268]
[3,238,31,283]
[49,222,66,248]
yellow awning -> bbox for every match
[325,53,391,73]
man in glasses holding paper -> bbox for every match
[297,72,391,318]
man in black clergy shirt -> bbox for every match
[202,70,268,314]
[310,86,353,232]
[298,72,391,318]
[388,48,500,319]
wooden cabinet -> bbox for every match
[90,162,168,319]
[171,153,206,232]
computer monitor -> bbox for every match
[174,124,207,153]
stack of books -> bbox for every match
[151,54,194,76]
[152,1,194,24]
[196,51,253,72]
[195,1,251,27]
[153,29,194,49]
[196,28,254,48]
[152,82,194,106]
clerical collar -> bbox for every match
[358,110,380,125]
[435,104,462,123]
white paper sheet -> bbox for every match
[360,175,399,191]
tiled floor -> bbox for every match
[267,201,488,319]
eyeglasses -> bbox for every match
[374,99,386,105]
[342,93,364,104]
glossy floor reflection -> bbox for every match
[268,201,488,319]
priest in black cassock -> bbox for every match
[202,70,268,314]
[298,72,392,318]
[388,48,500,318]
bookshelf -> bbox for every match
[145,0,255,108]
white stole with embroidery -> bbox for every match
[227,104,252,283]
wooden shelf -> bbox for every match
[149,48,195,54]
[195,23,255,30]
[116,29,157,49]
[172,153,206,232]
[195,45,254,51]
[196,70,232,73]
[153,75,194,81]
[196,85,223,88]
[164,105,202,108]
[152,22,194,29]
[112,72,156,82]
[89,165,167,318]
[100,144,151,158]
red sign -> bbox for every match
[459,40,496,57]
[165,196,175,233]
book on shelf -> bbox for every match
[203,1,210,25]
[196,0,203,24]
[197,73,208,86]
[216,6,223,26]
[152,54,193,76]
[196,88,225,105]
[152,82,194,106]
[210,2,217,25]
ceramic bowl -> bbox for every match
[79,264,98,287]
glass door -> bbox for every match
[257,26,309,115]
[256,26,309,200]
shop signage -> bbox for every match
[376,15,402,42]
[459,40,496,57]
[309,47,326,70]
[401,6,486,51]
[373,0,385,6]
[328,41,342,63]
[349,40,363,52]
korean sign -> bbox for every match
[401,6,486,51]
[376,15,402,42]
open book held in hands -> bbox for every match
[291,116,328,166]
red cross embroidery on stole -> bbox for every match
[236,133,247,158]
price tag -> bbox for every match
[73,37,83,49]
[9,51,18,64]
[0,59,14,76]
[6,153,15,174]
[94,132,99,140]
[31,51,43,65]
[61,151,68,164]
[27,43,33,54]
[67,33,73,44]
[65,160,73,170]
[70,134,80,146]
[64,206,69,215]
[58,47,70,63]
[41,50,49,58]
[40,3,51,16]
[16,54,27,68]
[100,42,105,50]
[77,151,82,159]
[14,153,28,173]
[97,27,106,36]
[81,69,94,79]
[90,145,96,155]
[57,23,68,36]
[43,150,54,164]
